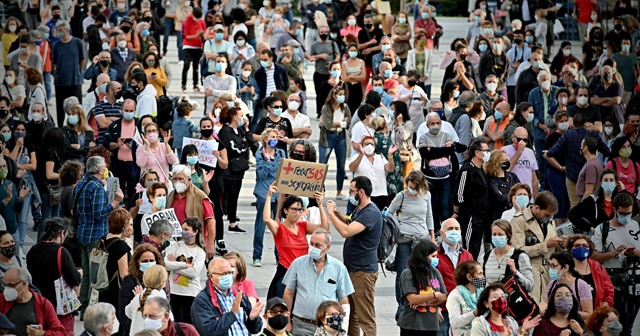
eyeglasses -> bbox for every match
[491,293,508,300]
[142,312,165,319]
[209,271,234,276]
[288,207,303,213]
[515,137,529,143]
[272,105,283,109]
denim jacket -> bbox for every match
[528,85,559,141]
[172,117,200,153]
[253,148,286,201]
[236,76,260,113]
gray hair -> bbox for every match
[30,102,45,112]
[83,302,115,333]
[149,219,174,237]
[537,70,550,81]
[63,96,80,113]
[145,296,171,312]
[484,74,498,83]
[380,36,392,44]
[426,112,441,123]
[86,156,106,174]
[55,20,71,31]
[457,91,477,109]
[12,267,30,283]
[29,30,41,41]
[37,25,50,34]
[171,164,191,178]
[311,228,331,245]
[427,99,442,110]
[288,139,317,162]
[287,39,301,48]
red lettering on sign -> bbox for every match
[283,162,294,175]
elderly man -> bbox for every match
[110,33,136,82]
[139,219,174,253]
[103,98,138,202]
[448,91,477,164]
[416,100,459,144]
[74,156,123,314]
[276,19,304,52]
[191,258,264,335]
[528,70,558,190]
[94,81,123,143]
[0,268,66,336]
[277,43,303,80]
[82,73,111,129]
[144,296,199,336]
[166,165,215,259]
[52,20,85,127]
[366,62,400,98]
[477,75,505,118]
[418,112,457,229]
[82,302,120,336]
[282,94,311,139]
[84,50,118,92]
[554,65,576,88]
[283,229,355,335]
[503,127,539,197]
[372,36,400,76]
[482,100,511,150]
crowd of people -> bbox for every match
[3,0,640,334]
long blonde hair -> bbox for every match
[66,105,90,131]
[138,265,168,312]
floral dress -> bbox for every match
[374,132,403,195]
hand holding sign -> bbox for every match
[267,182,278,197]
[182,137,219,167]
[275,159,328,198]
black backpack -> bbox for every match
[377,207,400,276]
[156,95,179,130]
[483,249,540,324]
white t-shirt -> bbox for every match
[397,85,429,127]
[82,16,111,39]
[163,241,207,297]
[350,122,375,158]
[416,121,459,146]
[282,110,310,130]
[593,220,640,269]
[349,153,388,197]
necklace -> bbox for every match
[494,250,509,269]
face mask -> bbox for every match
[384,69,392,79]
[268,314,289,330]
[483,151,490,163]
[349,193,359,206]
[300,196,309,209]
[549,268,562,281]
[603,126,614,136]
[485,82,497,92]
[474,15,480,22]
[459,54,467,61]
[445,230,461,245]
[514,194,529,209]
[14,131,26,139]
[558,122,570,131]
[365,23,373,29]
[4,76,15,85]
[180,231,194,244]
[115,90,123,100]
[620,147,633,158]
[615,24,623,31]
[330,33,337,39]
[541,80,551,91]
[607,320,623,336]
[117,2,126,9]
[260,60,270,68]
[216,62,226,73]
[268,139,278,148]
[308,245,324,260]
[343,18,355,27]
[186,156,199,165]
[554,295,573,314]
[0,168,8,180]
[491,297,508,314]
[285,100,299,111]
[492,110,503,122]
[217,274,233,290]
[492,236,507,249]
[336,95,346,104]
[110,318,120,335]
[429,125,440,134]
[123,112,135,121]
[602,48,608,56]
[322,314,343,331]
[571,246,590,261]
[174,181,187,193]
[291,153,304,160]
[430,257,439,268]
[421,12,429,19]
[235,39,246,47]
[319,34,328,40]
[483,28,493,35]
[331,70,340,78]
[471,277,486,288]
[213,32,224,41]
[500,161,510,171]
[146,133,159,143]
[373,87,384,95]
[53,14,62,20]
[453,91,460,99]
[618,213,632,225]
[242,70,251,78]
[604,73,612,82]
[525,36,533,43]
[263,0,270,5]
[577,96,589,106]
[3,283,22,302]
[31,112,43,123]
[68,115,79,125]
[407,187,418,195]
[407,79,417,87]
[599,181,615,195]
[525,114,534,123]
[139,261,156,273]
[397,17,407,24]
[295,28,302,36]
[0,244,16,259]
[237,117,245,127]
[272,108,283,116]
[558,97,567,105]
[1,133,9,142]
[478,44,488,52]
[118,40,127,49]
[381,44,390,53]
[563,49,572,56]
[532,60,540,69]
[140,28,150,37]
[591,14,598,21]
[8,25,17,33]
[144,317,164,331]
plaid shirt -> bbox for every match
[119,47,129,62]
[74,174,114,245]
[213,287,249,336]
[546,128,610,182]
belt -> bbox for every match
[293,315,316,325]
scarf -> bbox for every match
[457,285,483,311]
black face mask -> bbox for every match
[364,23,373,29]
[615,24,623,31]
[383,58,392,63]
[0,110,9,119]
[267,314,289,330]
[99,60,110,67]
[408,79,417,87]
[459,54,467,61]
[52,14,61,20]
[501,161,510,171]
[201,129,214,138]
[365,9,372,14]
[114,90,123,100]
[121,26,131,33]
[513,38,522,45]
[290,153,304,160]
[319,34,328,41]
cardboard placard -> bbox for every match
[140,208,182,237]
[182,137,219,167]
[275,159,328,198]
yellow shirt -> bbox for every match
[144,67,168,98]
[2,33,18,66]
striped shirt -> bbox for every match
[213,287,249,336]
[93,98,123,143]
[282,254,355,319]
[265,66,277,97]
[480,247,535,292]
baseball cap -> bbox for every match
[265,297,288,311]
[0,313,15,330]
[213,24,224,32]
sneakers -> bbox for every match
[228,225,246,234]
[162,50,167,57]
[181,86,187,94]
[216,240,228,256]
[193,85,202,93]
[253,259,262,267]
[178,60,184,66]
[336,194,348,201]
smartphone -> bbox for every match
[627,247,636,253]
[29,325,40,329]
[247,83,253,87]
[123,138,133,146]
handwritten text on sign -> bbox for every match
[141,208,182,237]
[182,137,219,168]
[275,159,328,197]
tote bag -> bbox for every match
[54,247,81,315]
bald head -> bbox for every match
[379,62,391,74]
[514,126,528,139]
[257,42,269,54]
[495,101,510,114]
[96,73,111,91]
[441,218,461,232]
[208,257,231,273]
[122,99,136,113]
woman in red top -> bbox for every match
[604,137,640,193]
[263,183,329,299]
[566,235,614,309]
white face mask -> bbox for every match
[540,80,551,91]
[117,3,125,9]
[577,96,589,106]
[563,49,571,56]
[558,121,570,131]
[242,70,251,78]
[8,25,17,33]
[174,182,187,193]
[144,317,164,331]
[482,151,490,162]
[525,113,534,123]
[117,40,127,49]
[214,108,221,117]
[236,39,245,47]
[3,283,22,302]
[363,144,375,156]
[288,101,299,111]
[486,82,497,92]
[5,76,15,85]
[604,126,614,135]
[110,318,120,335]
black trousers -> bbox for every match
[54,85,83,127]
[209,176,225,241]
[170,294,195,324]
[346,82,363,115]
[313,72,330,117]
[614,289,640,336]
[507,85,516,109]
[112,160,138,205]
[457,212,486,260]
[182,48,203,87]
[223,177,243,225]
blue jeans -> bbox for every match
[17,193,31,247]
[319,131,346,191]
[283,9,293,23]
[395,241,413,319]
[429,178,451,232]
[43,72,52,100]
[39,193,60,240]
[164,17,184,61]
[438,309,450,336]
[247,38,257,51]
[252,195,277,261]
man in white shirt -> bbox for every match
[282,94,311,139]
[350,105,376,158]
[416,99,459,143]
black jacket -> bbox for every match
[102,118,140,171]
[488,172,520,220]
[218,124,253,180]
[27,120,55,150]
[62,126,96,162]
[515,67,539,105]
[255,64,289,105]
[479,52,510,91]
[568,189,638,232]
[453,160,489,215]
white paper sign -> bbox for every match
[181,137,219,168]
[133,128,144,147]
[140,208,182,237]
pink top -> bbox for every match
[236,279,259,300]
[135,144,178,183]
[340,26,361,38]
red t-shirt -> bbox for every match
[605,158,639,193]
[603,198,613,217]
[273,221,309,269]
[488,319,505,333]
[577,0,595,23]
[172,195,214,237]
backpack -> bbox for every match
[600,221,611,252]
[378,206,400,276]
[89,238,121,292]
[482,248,539,324]
[156,95,179,130]
[383,193,405,272]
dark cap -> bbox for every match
[265,297,288,311]
[0,313,15,330]
[121,16,133,24]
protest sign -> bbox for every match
[133,128,144,147]
[182,137,219,167]
[275,159,328,197]
[140,208,182,237]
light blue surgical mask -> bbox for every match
[141,29,150,37]
[478,44,488,52]
[533,61,540,68]
[399,17,406,24]
[216,62,225,73]
[602,181,616,194]
[384,69,392,78]
[348,51,358,58]
[548,268,562,281]
[515,195,529,209]
[492,236,507,249]
[293,48,300,55]
[273,108,282,116]
[349,194,359,206]
[348,19,356,26]
[453,91,460,99]
[139,261,156,273]
[373,87,384,95]
[215,32,224,41]
[123,112,135,121]
[145,181,155,188]
[381,44,390,52]
[308,245,323,260]
[336,95,345,104]
[238,117,245,127]
[217,274,233,290]
[186,156,199,165]
[430,257,439,268]
[407,187,418,195]
[100,83,108,94]
[618,213,632,225]
[421,12,429,19]
[445,230,461,245]
[331,70,340,78]
[2,133,10,142]
[371,112,377,119]
[494,111,503,120]
[154,196,166,209]
[226,100,236,108]
[260,60,270,68]
[525,36,533,43]
[300,196,309,209]
[296,28,302,36]
[44,33,50,39]
[68,115,79,125]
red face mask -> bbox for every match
[491,297,508,314]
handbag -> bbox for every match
[46,183,62,207]
[54,247,81,315]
